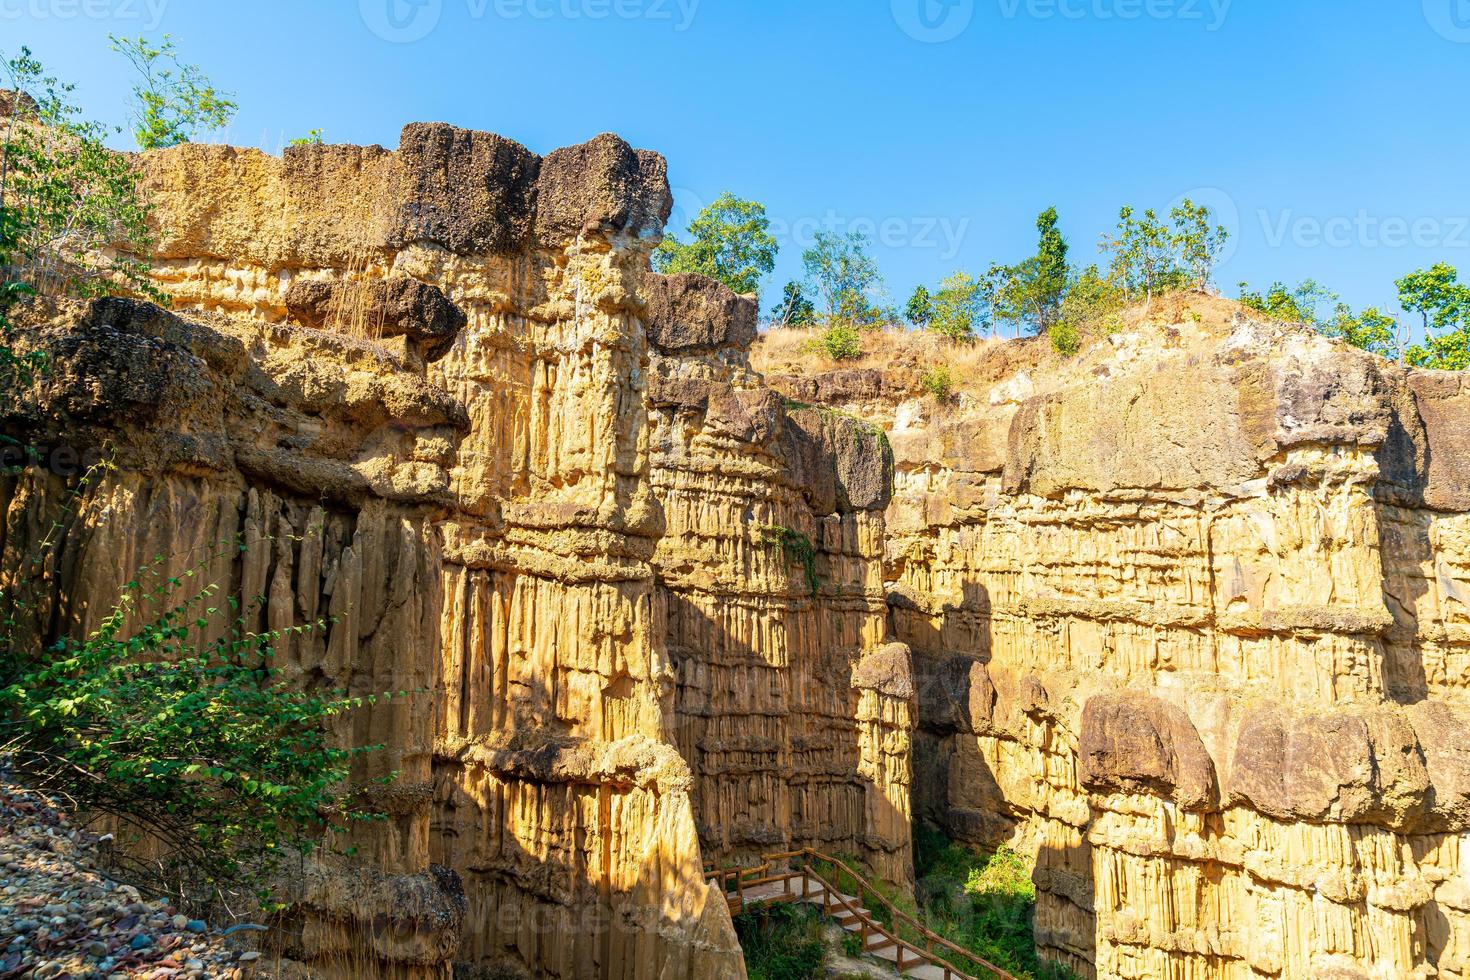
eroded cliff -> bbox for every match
[0,122,924,980]
[757,295,1470,980]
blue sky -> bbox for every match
[8,0,1469,319]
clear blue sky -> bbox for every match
[9,0,1469,318]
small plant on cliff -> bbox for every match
[288,128,325,147]
[921,363,955,402]
[756,524,820,597]
[812,321,862,361]
[1,47,160,299]
[0,544,397,909]
[110,34,237,150]
[655,191,779,297]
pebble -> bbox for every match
[0,775,254,979]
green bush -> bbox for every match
[813,322,862,361]
[911,826,1080,980]
[0,548,397,908]
[734,903,827,980]
[921,364,955,402]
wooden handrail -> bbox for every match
[706,846,1023,980]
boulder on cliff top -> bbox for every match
[643,272,757,354]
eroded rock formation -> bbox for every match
[761,304,1470,980]
[6,116,1469,980]
[0,122,926,980]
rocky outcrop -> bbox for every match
[0,122,929,980]
[643,272,913,886]
[0,125,749,980]
[763,308,1470,980]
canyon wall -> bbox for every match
[764,307,1470,980]
[0,121,922,979]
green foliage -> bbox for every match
[802,230,882,325]
[1237,279,1335,324]
[0,546,396,908]
[757,525,819,596]
[654,191,779,296]
[110,34,237,150]
[1322,304,1400,359]
[1031,206,1070,328]
[1057,264,1126,341]
[1239,278,1412,362]
[1398,264,1470,369]
[1,47,160,300]
[1100,206,1182,308]
[733,903,827,980]
[905,284,934,327]
[911,826,1079,980]
[921,363,954,402]
[770,280,817,327]
[929,271,983,342]
[812,321,862,361]
[0,206,46,386]
[1170,198,1229,290]
[289,128,325,147]
[984,207,1071,336]
[1048,317,1080,356]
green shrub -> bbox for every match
[0,548,397,908]
[911,826,1080,980]
[734,903,826,980]
[1047,318,1080,357]
[814,322,862,360]
[921,364,955,402]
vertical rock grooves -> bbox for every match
[0,123,923,979]
[764,313,1470,980]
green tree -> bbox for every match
[2,47,157,299]
[1170,198,1229,290]
[110,34,237,151]
[1398,264,1470,369]
[289,128,325,147]
[905,284,934,328]
[1237,279,1336,325]
[653,192,778,296]
[769,280,816,327]
[929,271,983,342]
[1101,206,1180,313]
[1321,303,1401,359]
[802,230,882,325]
[1031,206,1069,329]
[982,208,1070,337]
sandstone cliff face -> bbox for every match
[643,272,913,886]
[761,308,1470,980]
[2,123,939,980]
[1,126,753,979]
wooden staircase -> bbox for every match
[705,848,1022,980]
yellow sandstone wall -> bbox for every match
[763,311,1470,980]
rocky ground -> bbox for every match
[0,779,264,979]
